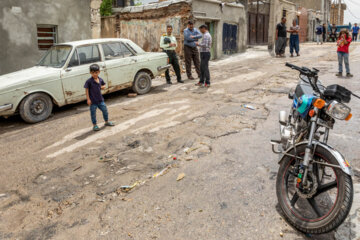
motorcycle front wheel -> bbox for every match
[276,144,353,234]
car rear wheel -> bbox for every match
[132,71,152,95]
[19,93,53,123]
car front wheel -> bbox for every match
[19,93,53,123]
[132,71,152,95]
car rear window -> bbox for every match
[77,45,101,65]
[102,42,134,60]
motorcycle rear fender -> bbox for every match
[279,141,353,176]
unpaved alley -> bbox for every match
[1,43,360,240]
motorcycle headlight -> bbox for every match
[326,100,352,120]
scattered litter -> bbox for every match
[121,197,133,201]
[144,147,153,153]
[122,107,137,111]
[99,158,112,163]
[120,181,141,192]
[89,174,95,178]
[73,166,82,172]
[0,193,7,198]
[84,181,90,185]
[184,147,199,154]
[279,232,284,237]
[199,209,203,212]
[173,157,177,160]
[185,156,194,161]
[243,104,256,110]
[176,173,186,181]
[153,165,171,178]
[128,93,137,98]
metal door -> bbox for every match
[248,13,257,45]
[223,23,238,54]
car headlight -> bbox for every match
[326,100,352,120]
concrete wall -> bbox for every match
[287,0,321,11]
[114,2,191,56]
[192,0,246,58]
[0,0,92,75]
[101,16,117,38]
[91,0,102,38]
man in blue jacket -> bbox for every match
[352,23,359,42]
[184,21,202,80]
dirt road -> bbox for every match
[1,43,360,239]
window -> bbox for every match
[37,45,72,68]
[37,25,57,50]
[68,50,79,67]
[102,42,134,60]
[282,10,287,18]
[77,45,101,65]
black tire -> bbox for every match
[19,93,53,123]
[132,71,152,95]
[276,144,353,234]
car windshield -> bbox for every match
[37,45,72,68]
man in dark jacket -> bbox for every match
[183,21,202,80]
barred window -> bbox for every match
[37,25,57,50]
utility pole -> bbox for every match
[338,0,341,25]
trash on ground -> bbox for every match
[73,166,82,172]
[243,104,256,110]
[0,193,7,198]
[120,181,140,192]
[122,107,137,111]
[153,165,171,178]
[184,147,199,154]
[279,232,284,237]
[185,156,194,161]
[128,93,137,98]
[173,156,177,160]
[176,173,186,181]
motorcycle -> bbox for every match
[271,62,359,234]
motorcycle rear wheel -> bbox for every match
[276,144,353,234]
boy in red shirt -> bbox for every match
[336,29,353,77]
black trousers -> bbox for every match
[184,45,200,78]
[165,50,181,82]
[200,52,211,84]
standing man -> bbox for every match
[352,23,359,42]
[195,25,212,87]
[322,23,327,43]
[275,17,287,58]
[316,24,323,45]
[184,21,202,80]
[160,25,183,84]
[289,19,300,57]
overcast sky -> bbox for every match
[344,0,360,24]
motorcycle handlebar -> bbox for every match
[285,62,313,76]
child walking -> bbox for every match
[84,64,115,131]
[336,29,353,78]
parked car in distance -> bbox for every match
[0,38,170,123]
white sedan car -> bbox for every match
[0,38,170,123]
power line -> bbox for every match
[343,0,360,20]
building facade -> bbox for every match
[102,0,247,60]
[330,3,347,25]
[0,0,99,75]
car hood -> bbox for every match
[139,52,167,59]
[0,66,61,90]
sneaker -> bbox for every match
[204,83,210,88]
[188,76,195,80]
[93,125,100,131]
[290,54,294,57]
[177,80,184,83]
[346,73,353,78]
[336,72,342,77]
[297,53,300,57]
[105,121,115,126]
[195,82,203,86]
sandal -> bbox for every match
[93,125,100,131]
[105,121,115,126]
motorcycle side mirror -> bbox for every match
[288,92,294,100]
